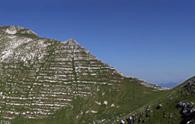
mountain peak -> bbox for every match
[0,25,37,37]
[2,26,19,35]
[65,38,79,46]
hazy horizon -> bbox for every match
[0,0,195,85]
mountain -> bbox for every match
[0,26,194,124]
[132,76,195,124]
[0,25,124,119]
[159,82,179,88]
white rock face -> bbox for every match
[95,101,101,105]
[0,35,49,62]
[103,101,108,105]
[111,103,115,107]
[91,110,98,114]
[5,27,17,35]
[0,37,33,61]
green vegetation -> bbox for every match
[0,26,194,124]
[11,78,168,124]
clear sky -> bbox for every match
[0,0,195,85]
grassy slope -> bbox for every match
[126,80,195,124]
[1,26,192,124]
[11,78,167,124]
[10,72,195,124]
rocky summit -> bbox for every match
[0,26,126,120]
[0,26,194,124]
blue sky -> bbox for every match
[0,0,195,85]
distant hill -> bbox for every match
[159,82,179,88]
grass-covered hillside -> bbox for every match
[0,26,194,124]
[8,77,195,124]
[12,78,167,124]
[117,77,195,124]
